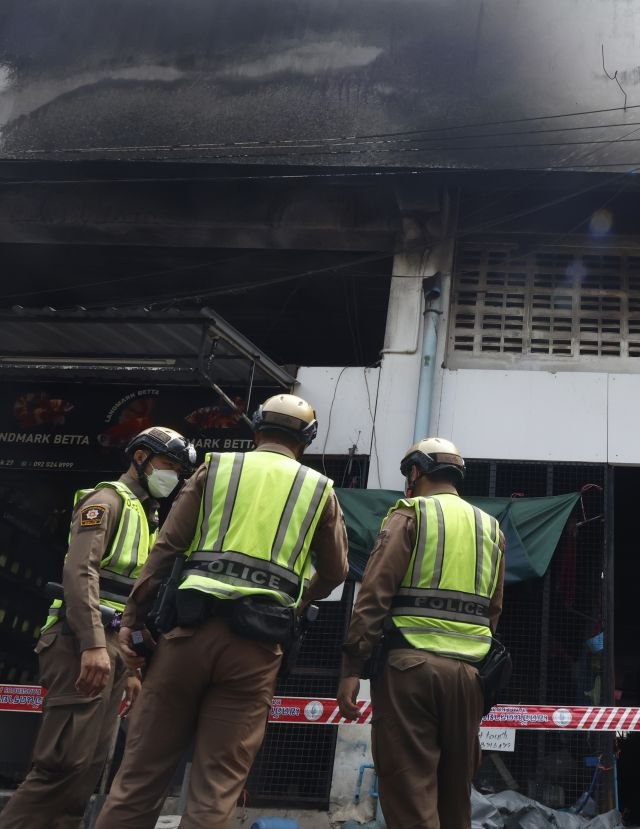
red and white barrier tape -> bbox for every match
[1,686,639,731]
[270,699,640,730]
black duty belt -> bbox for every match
[99,575,133,599]
[385,629,414,651]
[49,602,121,633]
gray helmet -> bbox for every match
[251,394,318,446]
[400,437,466,482]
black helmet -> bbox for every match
[400,437,466,482]
[126,426,197,475]
[251,394,318,446]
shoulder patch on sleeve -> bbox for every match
[80,504,107,527]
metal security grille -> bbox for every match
[246,583,355,809]
[462,461,614,810]
[449,244,640,365]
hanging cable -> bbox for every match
[14,101,640,158]
[321,367,349,478]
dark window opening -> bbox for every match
[612,468,640,825]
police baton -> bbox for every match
[279,603,319,679]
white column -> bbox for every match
[367,252,426,490]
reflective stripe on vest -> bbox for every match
[41,481,154,632]
[180,451,332,607]
[387,494,501,662]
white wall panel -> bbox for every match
[438,369,608,463]
[296,366,379,458]
[607,374,640,464]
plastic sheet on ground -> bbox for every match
[472,788,623,829]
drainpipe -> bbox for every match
[413,273,443,442]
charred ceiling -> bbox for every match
[0,165,396,367]
[2,0,640,173]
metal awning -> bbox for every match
[0,306,296,421]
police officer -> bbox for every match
[95,394,349,829]
[338,438,505,829]
[0,427,196,829]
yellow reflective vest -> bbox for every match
[388,493,502,662]
[42,480,156,632]
[179,450,333,607]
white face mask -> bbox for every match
[146,465,179,498]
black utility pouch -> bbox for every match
[477,637,513,716]
[230,597,295,647]
[175,588,211,627]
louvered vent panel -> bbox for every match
[450,245,640,361]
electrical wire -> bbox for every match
[14,136,640,162]
[9,249,396,310]
[7,165,631,313]
[136,168,640,305]
[1,133,634,315]
[3,105,640,187]
[0,117,635,308]
[460,121,640,223]
[0,170,426,187]
[363,365,382,488]
[0,251,257,302]
[26,118,640,156]
[0,158,637,189]
[3,121,638,311]
[456,166,637,279]
[3,121,640,171]
[9,131,640,164]
[350,275,364,366]
[321,367,349,477]
[14,102,640,157]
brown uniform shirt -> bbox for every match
[63,473,158,652]
[342,501,506,678]
[122,443,350,629]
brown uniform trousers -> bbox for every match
[0,625,127,829]
[371,649,484,829]
[95,617,281,829]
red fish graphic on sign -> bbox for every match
[14,393,74,428]
[185,398,245,431]
[98,398,155,447]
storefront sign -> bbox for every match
[0,383,271,471]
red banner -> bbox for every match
[2,688,639,732]
[0,684,46,713]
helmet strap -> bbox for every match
[405,470,423,498]
[132,451,155,494]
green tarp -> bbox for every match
[334,489,582,585]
